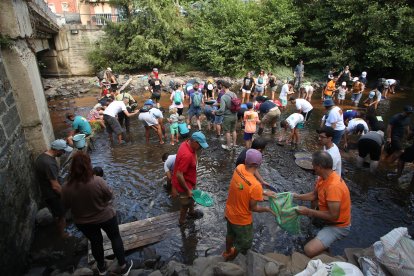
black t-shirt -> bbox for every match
[35,153,59,199]
[389,113,411,138]
[269,76,276,87]
[259,100,277,114]
[235,149,248,167]
[149,78,162,92]
[242,77,254,90]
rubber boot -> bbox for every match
[258,127,264,136]
[271,127,277,134]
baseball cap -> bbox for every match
[256,95,267,103]
[144,99,154,106]
[328,74,334,80]
[361,71,367,77]
[317,126,335,138]
[207,84,214,90]
[246,102,253,109]
[355,124,365,133]
[369,91,376,99]
[107,67,112,71]
[245,149,263,166]
[323,99,334,107]
[153,68,158,72]
[404,105,414,113]
[341,82,346,86]
[51,139,73,152]
[191,132,208,149]
[353,77,359,82]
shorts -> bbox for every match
[279,98,287,107]
[351,93,362,104]
[358,138,382,161]
[296,122,305,129]
[104,114,123,135]
[179,192,194,207]
[188,106,202,117]
[302,109,313,121]
[338,93,346,100]
[400,145,414,162]
[323,95,333,100]
[45,196,65,218]
[270,85,278,92]
[226,219,253,254]
[242,89,251,94]
[214,115,224,125]
[170,123,179,135]
[390,136,403,152]
[316,225,351,248]
[262,108,281,126]
[255,86,264,93]
[204,110,215,123]
[180,132,189,139]
[222,115,237,133]
[151,91,161,101]
[332,129,345,146]
[243,132,254,141]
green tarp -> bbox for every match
[269,192,301,234]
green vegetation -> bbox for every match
[88,0,414,76]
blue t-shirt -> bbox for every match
[73,116,92,135]
[178,122,189,135]
[259,100,277,114]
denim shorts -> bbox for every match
[214,115,224,125]
[188,106,201,117]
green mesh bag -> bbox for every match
[269,192,301,234]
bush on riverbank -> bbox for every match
[88,0,414,76]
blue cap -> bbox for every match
[144,99,154,106]
[191,132,208,149]
[323,99,334,107]
[241,104,247,109]
[246,102,253,109]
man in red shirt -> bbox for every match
[172,132,209,225]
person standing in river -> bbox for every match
[294,60,304,90]
[294,151,351,258]
[172,132,209,225]
[34,139,73,238]
[321,99,346,147]
[223,149,275,261]
[62,151,133,276]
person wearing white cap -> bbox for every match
[363,88,381,110]
[337,82,348,105]
[34,139,73,238]
[359,71,368,86]
[351,77,364,107]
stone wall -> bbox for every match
[55,24,105,76]
[0,51,39,275]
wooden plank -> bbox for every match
[88,212,179,263]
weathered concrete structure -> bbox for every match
[0,0,58,274]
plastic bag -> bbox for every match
[295,260,363,276]
[269,192,300,234]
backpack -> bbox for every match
[230,95,242,113]
[173,91,182,105]
[258,76,264,85]
[192,91,202,107]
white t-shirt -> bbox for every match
[286,113,304,129]
[149,108,163,119]
[138,112,158,126]
[325,106,346,131]
[304,85,314,93]
[295,99,313,113]
[324,144,342,176]
[386,79,396,85]
[347,118,369,134]
[280,84,289,100]
[103,101,127,117]
[164,154,176,173]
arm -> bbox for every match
[50,179,62,194]
[254,170,268,186]
[176,171,192,197]
[297,201,341,222]
[386,124,392,142]
[165,171,172,181]
[249,199,273,214]
[293,190,317,201]
[123,109,139,117]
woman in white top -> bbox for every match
[321,99,345,146]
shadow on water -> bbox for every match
[34,86,414,269]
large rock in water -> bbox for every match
[213,262,245,276]
[246,250,285,276]
[190,255,224,276]
[165,260,189,276]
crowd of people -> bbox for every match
[34,64,412,274]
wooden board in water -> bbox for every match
[88,211,180,263]
[295,157,314,170]
[294,152,312,159]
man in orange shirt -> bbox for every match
[323,76,337,101]
[223,149,275,260]
[294,151,351,257]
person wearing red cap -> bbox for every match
[223,149,275,261]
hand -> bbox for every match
[387,138,391,143]
[296,206,310,216]
[263,190,277,198]
[344,142,348,150]
[292,192,299,200]
[268,208,277,216]
[187,189,193,198]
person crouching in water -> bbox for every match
[278,113,305,149]
[223,149,275,261]
[178,115,190,139]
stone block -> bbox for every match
[2,105,20,137]
[5,92,14,107]
[264,253,291,266]
[73,267,93,276]
[213,262,245,276]
[290,252,310,274]
[148,270,163,276]
[246,250,284,276]
[264,262,279,276]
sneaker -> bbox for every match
[221,144,232,151]
[120,260,133,276]
[97,265,107,276]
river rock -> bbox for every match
[213,262,244,276]
[24,266,46,276]
[191,255,224,276]
[264,262,279,276]
[264,253,291,266]
[148,270,163,276]
[35,207,53,226]
[289,252,310,274]
[246,250,284,276]
[73,267,93,276]
[165,260,189,276]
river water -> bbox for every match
[37,85,414,268]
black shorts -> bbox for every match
[391,136,403,152]
[104,114,123,135]
[358,138,382,161]
[151,91,161,101]
[400,145,414,163]
[45,196,65,218]
[302,109,313,121]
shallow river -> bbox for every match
[40,85,414,267]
